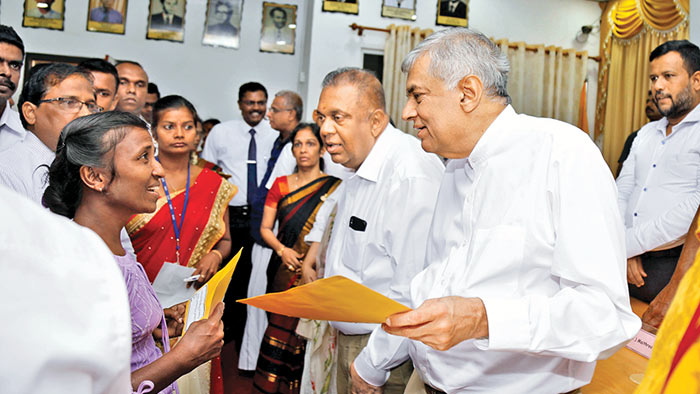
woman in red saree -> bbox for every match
[253,123,342,394]
[127,95,236,394]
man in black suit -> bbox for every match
[150,0,183,31]
[440,0,467,19]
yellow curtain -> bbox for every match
[383,25,433,135]
[596,0,688,170]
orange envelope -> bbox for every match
[238,275,411,323]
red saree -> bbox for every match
[127,167,237,282]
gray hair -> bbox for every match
[275,90,303,121]
[402,28,510,103]
[321,67,386,111]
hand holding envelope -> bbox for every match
[238,275,411,323]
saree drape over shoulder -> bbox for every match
[126,166,236,394]
[253,175,341,394]
[126,167,237,282]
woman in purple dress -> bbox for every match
[43,111,225,394]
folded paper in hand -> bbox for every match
[238,275,411,323]
[182,248,241,332]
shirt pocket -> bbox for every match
[667,152,700,181]
[340,218,369,273]
[460,225,525,294]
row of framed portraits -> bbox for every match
[323,0,467,27]
[22,0,298,54]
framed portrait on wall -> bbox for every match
[87,0,128,35]
[381,0,416,21]
[436,0,468,27]
[260,2,296,55]
[146,0,187,42]
[202,0,244,49]
[23,53,93,82]
[322,0,358,15]
[22,0,65,31]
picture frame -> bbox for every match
[381,0,416,21]
[322,0,358,15]
[23,52,93,82]
[436,0,468,27]
[146,0,187,43]
[202,0,244,49]
[22,0,65,31]
[87,0,128,35]
[260,2,297,55]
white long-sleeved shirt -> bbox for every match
[0,130,54,203]
[0,102,26,152]
[354,106,640,393]
[201,119,277,206]
[325,124,444,335]
[0,185,132,394]
[617,103,700,258]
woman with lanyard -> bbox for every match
[127,95,236,394]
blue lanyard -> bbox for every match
[158,158,190,265]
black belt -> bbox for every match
[229,205,250,217]
[424,384,446,394]
[643,245,683,259]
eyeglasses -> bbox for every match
[269,107,293,113]
[241,100,267,107]
[38,97,103,114]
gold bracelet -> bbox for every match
[211,249,223,264]
[277,246,285,257]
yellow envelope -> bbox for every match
[238,275,411,323]
[183,248,241,332]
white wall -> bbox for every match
[304,0,602,130]
[691,0,699,44]
[0,0,307,121]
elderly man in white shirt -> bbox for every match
[314,67,444,393]
[0,185,132,394]
[350,28,640,394]
[617,40,700,308]
[0,25,25,152]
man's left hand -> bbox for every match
[642,282,675,329]
[382,296,489,351]
[350,362,383,394]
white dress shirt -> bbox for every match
[201,119,277,206]
[0,102,26,152]
[0,185,132,394]
[0,130,54,203]
[617,103,700,258]
[325,124,444,335]
[354,106,641,393]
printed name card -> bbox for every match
[625,329,656,359]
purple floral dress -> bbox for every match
[114,254,178,394]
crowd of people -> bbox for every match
[1,21,700,394]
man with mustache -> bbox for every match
[617,40,700,306]
[0,25,25,152]
[115,61,149,122]
[201,81,277,351]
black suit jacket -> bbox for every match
[150,13,183,31]
[439,1,467,18]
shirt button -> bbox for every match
[661,141,665,145]
[634,213,638,217]
[643,187,647,191]
[652,164,657,168]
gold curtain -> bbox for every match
[496,39,588,127]
[383,25,433,135]
[596,0,688,169]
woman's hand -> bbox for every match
[189,252,221,289]
[153,302,186,340]
[172,302,225,369]
[281,248,304,271]
[301,263,317,284]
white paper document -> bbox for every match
[152,262,197,308]
[185,283,207,331]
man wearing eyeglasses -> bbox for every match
[0,63,99,205]
[201,81,277,351]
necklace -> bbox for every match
[157,158,191,265]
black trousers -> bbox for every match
[222,206,254,348]
[628,245,683,303]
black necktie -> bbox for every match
[247,129,257,205]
